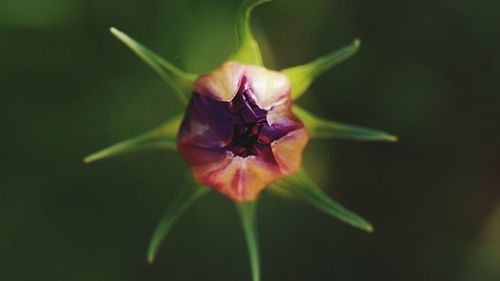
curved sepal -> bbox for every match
[83,114,183,164]
[110,27,197,103]
[272,170,374,232]
[147,181,209,264]
[293,106,398,142]
[230,0,270,66]
[283,39,361,100]
[236,200,261,281]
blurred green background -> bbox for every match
[1,0,499,280]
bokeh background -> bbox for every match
[1,0,499,280]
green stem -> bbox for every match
[236,200,261,281]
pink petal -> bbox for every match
[272,128,309,175]
[244,65,291,110]
[179,61,309,201]
[194,155,281,201]
[194,62,245,101]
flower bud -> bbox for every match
[177,62,309,201]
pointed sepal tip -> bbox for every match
[83,114,182,164]
[109,26,197,103]
[147,182,209,264]
[293,105,398,142]
[284,38,362,100]
[273,170,374,233]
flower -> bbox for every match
[178,62,309,201]
[84,0,397,280]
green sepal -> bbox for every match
[110,27,197,103]
[147,180,209,264]
[266,183,297,199]
[83,114,183,164]
[230,0,270,66]
[236,200,261,281]
[293,105,398,142]
[283,39,361,100]
[273,170,374,232]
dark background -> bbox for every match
[1,0,499,280]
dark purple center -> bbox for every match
[182,76,294,161]
[225,88,270,157]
